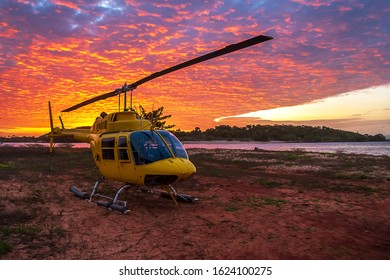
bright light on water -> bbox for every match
[183,141,390,157]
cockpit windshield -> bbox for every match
[157,130,188,159]
[130,131,172,165]
[130,130,189,165]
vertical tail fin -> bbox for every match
[49,101,54,132]
[48,101,54,153]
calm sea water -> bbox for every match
[1,141,389,156]
[183,141,390,157]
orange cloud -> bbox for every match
[51,0,80,10]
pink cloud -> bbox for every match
[291,0,337,7]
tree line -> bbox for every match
[171,124,386,142]
[0,124,385,143]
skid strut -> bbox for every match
[69,178,131,214]
[160,184,198,203]
[70,180,198,214]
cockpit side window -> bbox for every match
[118,136,130,161]
[130,131,172,165]
[157,130,188,159]
[102,137,115,160]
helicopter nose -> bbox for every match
[140,158,196,186]
[174,158,197,181]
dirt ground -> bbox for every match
[0,146,389,259]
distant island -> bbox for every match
[0,124,386,143]
[173,125,386,142]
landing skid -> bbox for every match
[160,184,198,203]
[69,178,197,214]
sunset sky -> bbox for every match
[1,0,389,137]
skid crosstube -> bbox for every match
[69,179,197,214]
[160,192,197,203]
[69,184,130,214]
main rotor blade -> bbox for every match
[62,34,273,112]
[62,89,118,112]
[129,34,273,89]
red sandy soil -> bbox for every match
[0,147,389,259]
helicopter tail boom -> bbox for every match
[47,101,92,152]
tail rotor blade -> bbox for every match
[59,116,65,129]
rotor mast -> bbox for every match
[117,84,134,111]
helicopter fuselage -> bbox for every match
[91,130,196,186]
[49,110,196,187]
[65,111,196,186]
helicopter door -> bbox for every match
[117,135,132,180]
[101,137,121,180]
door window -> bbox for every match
[102,137,115,160]
[118,136,130,161]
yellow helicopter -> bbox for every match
[48,34,273,213]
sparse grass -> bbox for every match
[246,196,265,207]
[262,197,286,206]
[356,185,376,193]
[225,205,241,212]
[188,149,390,184]
[225,196,286,211]
[206,222,216,228]
[256,177,282,187]
[326,185,377,195]
[287,225,315,234]
[199,167,229,178]
[0,146,97,178]
[0,163,13,169]
[0,210,36,226]
[335,172,370,180]
[0,241,12,257]
[0,225,41,236]
[44,224,66,239]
